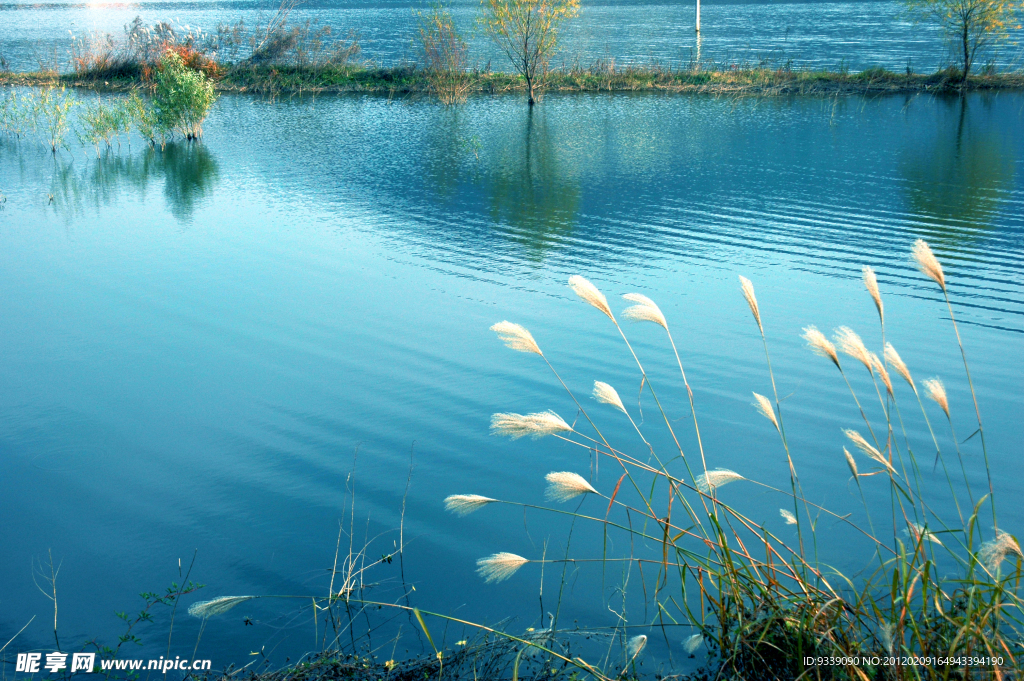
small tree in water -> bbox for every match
[153,51,217,142]
[906,0,1022,83]
[480,0,580,105]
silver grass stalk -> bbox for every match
[923,378,950,418]
[844,429,895,472]
[683,634,703,654]
[622,293,667,329]
[978,530,1023,574]
[695,469,744,494]
[844,447,859,478]
[870,353,894,397]
[904,522,943,547]
[780,508,797,525]
[444,494,497,517]
[834,326,873,373]
[863,266,883,324]
[880,622,895,656]
[911,239,946,291]
[490,321,542,355]
[802,326,840,369]
[491,411,572,439]
[739,276,762,333]
[626,634,647,659]
[188,596,257,619]
[752,392,779,431]
[568,276,613,319]
[476,552,529,583]
[545,471,598,502]
[593,381,626,413]
[884,343,915,391]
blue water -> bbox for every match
[1,86,1023,673]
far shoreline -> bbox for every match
[3,64,1023,97]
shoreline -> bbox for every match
[3,65,1023,97]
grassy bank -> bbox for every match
[4,63,1023,97]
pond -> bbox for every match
[1,89,1023,672]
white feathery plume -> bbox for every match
[911,239,946,291]
[884,343,915,391]
[739,276,762,333]
[188,596,257,618]
[780,508,797,525]
[904,522,943,547]
[490,321,542,355]
[834,326,873,373]
[695,469,744,494]
[880,621,895,656]
[593,381,626,413]
[683,633,703,654]
[844,429,895,472]
[871,353,894,397]
[491,411,572,439]
[476,552,529,583]
[752,392,779,431]
[863,266,883,324]
[844,447,859,479]
[444,494,497,517]
[545,471,598,503]
[626,634,647,659]
[923,378,950,418]
[978,530,1023,574]
[802,326,840,369]
[622,293,668,329]
[568,276,613,319]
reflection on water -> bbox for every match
[47,143,218,221]
[901,95,1016,248]
[0,90,1022,671]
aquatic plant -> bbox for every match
[76,95,133,155]
[152,51,217,141]
[417,4,472,105]
[24,85,76,152]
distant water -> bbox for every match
[1,88,1022,672]
[1,0,1023,74]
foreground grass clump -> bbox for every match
[184,240,1021,680]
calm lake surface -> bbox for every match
[1,87,1023,672]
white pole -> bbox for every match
[696,0,701,32]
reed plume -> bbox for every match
[626,634,647,659]
[593,381,626,413]
[491,321,542,355]
[752,392,779,431]
[476,552,529,583]
[911,239,946,291]
[978,530,1023,574]
[870,353,893,397]
[444,494,497,517]
[884,343,914,391]
[491,411,572,439]
[544,471,598,502]
[739,276,762,333]
[834,326,873,373]
[863,266,883,324]
[905,522,942,546]
[568,275,613,319]
[780,508,797,525]
[923,378,950,418]
[683,633,703,654]
[802,326,840,368]
[695,469,744,494]
[844,429,894,472]
[188,596,257,618]
[621,293,667,329]
[844,447,859,478]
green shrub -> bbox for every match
[77,96,133,154]
[153,51,217,141]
